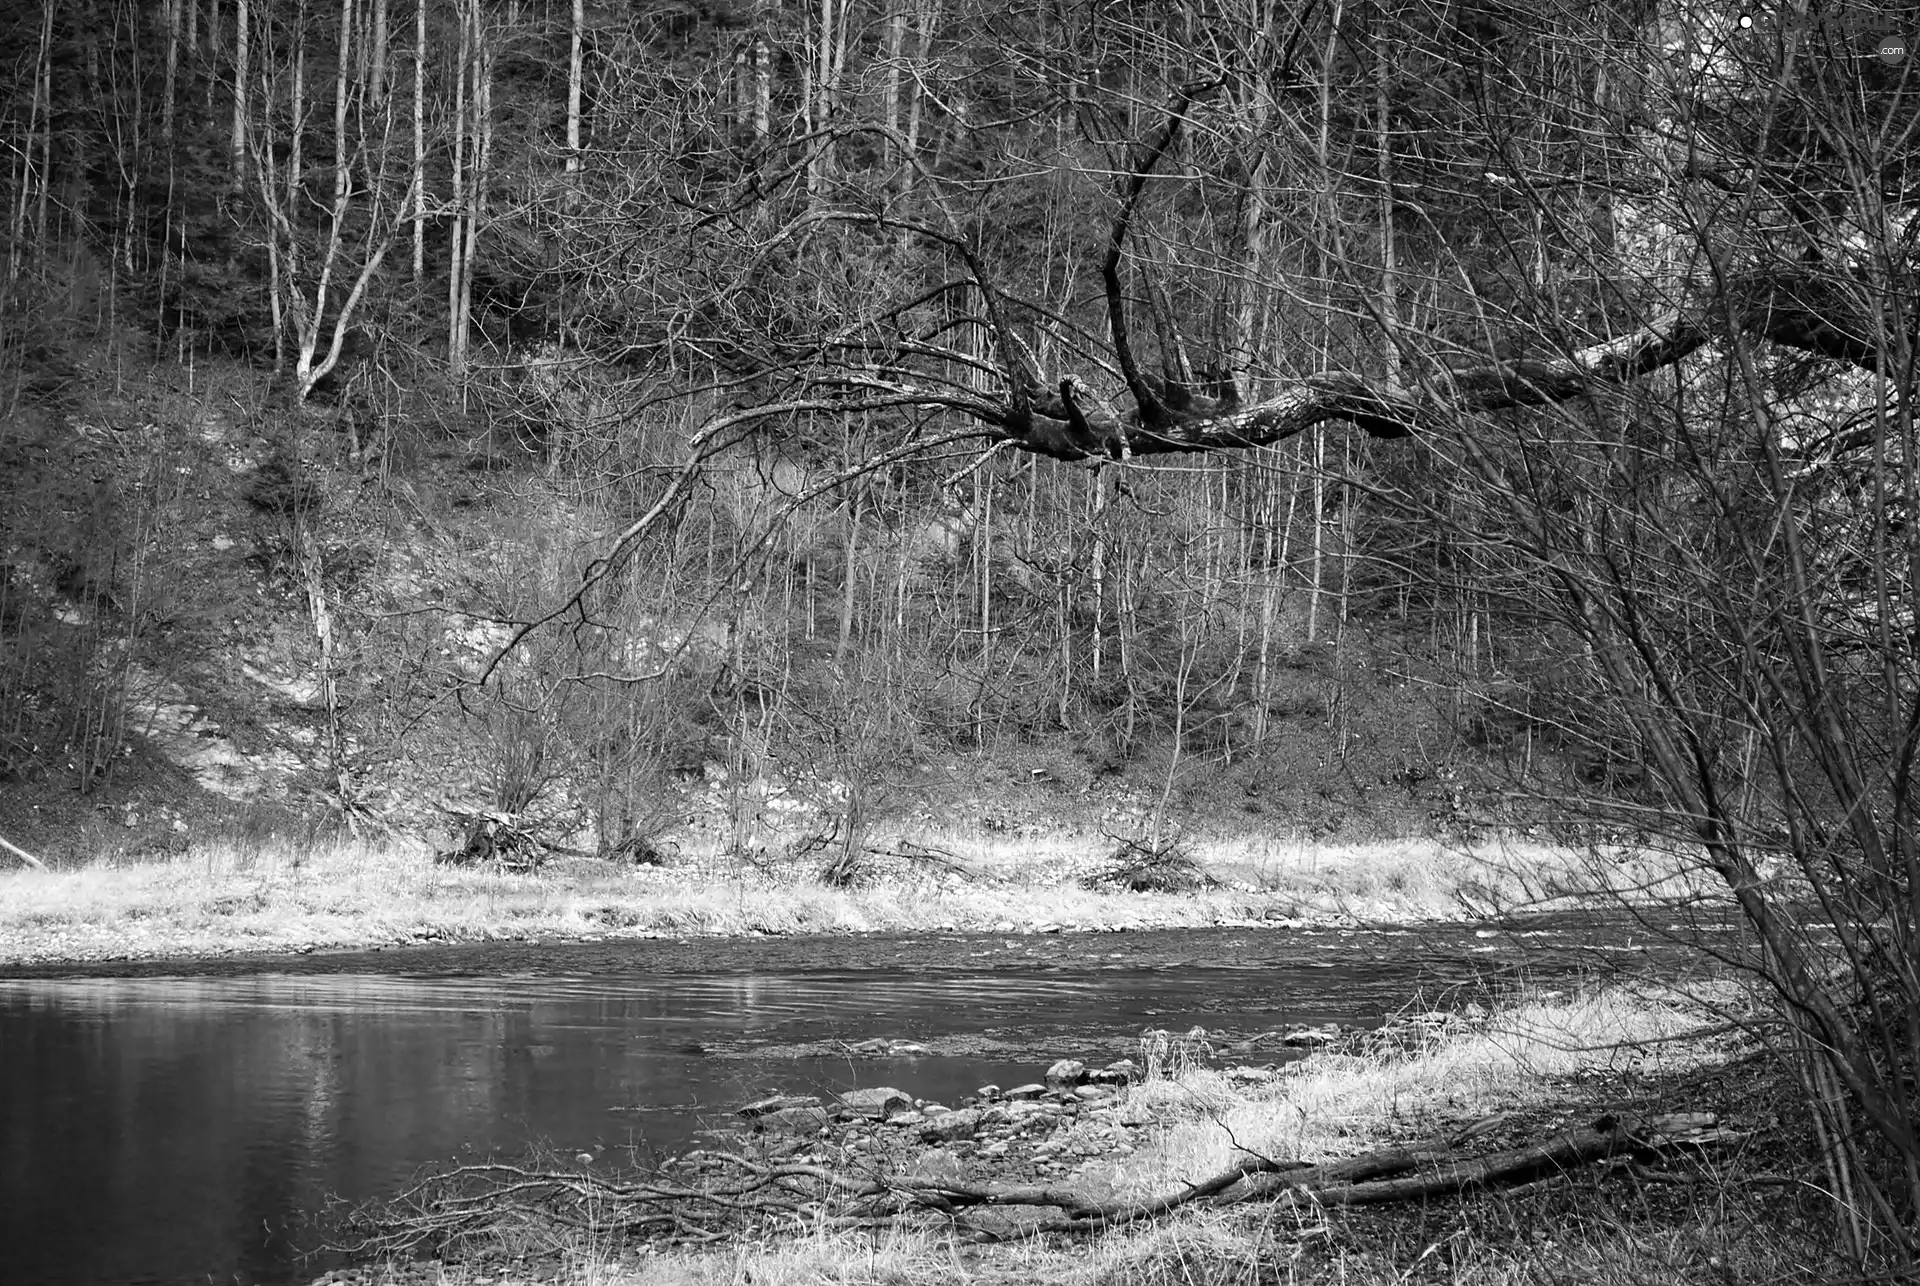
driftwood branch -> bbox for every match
[0,831,47,870]
[342,1111,1737,1259]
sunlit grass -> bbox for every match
[0,830,1692,966]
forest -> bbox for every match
[4,0,1920,1262]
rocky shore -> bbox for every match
[307,1019,1394,1286]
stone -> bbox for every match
[889,1111,925,1127]
[756,1106,832,1132]
[1073,1085,1111,1101]
[1004,1100,1056,1127]
[1005,1083,1048,1100]
[900,1148,965,1184]
[917,1107,984,1143]
[837,1086,914,1120]
[1092,1059,1140,1084]
[1044,1058,1088,1087]
[975,1084,1002,1099]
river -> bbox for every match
[0,918,1694,1286]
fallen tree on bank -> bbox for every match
[344,1111,1745,1257]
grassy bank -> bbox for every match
[331,983,1846,1286]
[0,829,1693,968]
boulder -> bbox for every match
[1005,1083,1049,1100]
[1090,1059,1139,1085]
[917,1107,984,1143]
[837,1086,914,1120]
[1044,1058,1088,1087]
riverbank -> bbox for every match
[319,983,1846,1286]
[0,830,1688,969]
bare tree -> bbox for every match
[502,0,1920,1255]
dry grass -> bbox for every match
[1095,988,1714,1202]
[0,829,1630,967]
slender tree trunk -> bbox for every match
[370,0,387,103]
[230,0,249,188]
[295,0,355,391]
[1375,4,1400,389]
[411,0,425,279]
[752,15,770,141]
[162,0,180,146]
[1305,0,1342,644]
[565,0,583,172]
[10,0,55,281]
[834,490,861,666]
[974,466,994,745]
[1090,469,1106,680]
[289,3,306,211]
[882,4,905,166]
[901,0,939,196]
[448,0,470,372]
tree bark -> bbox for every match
[565,0,583,172]
[411,0,425,280]
[232,0,253,190]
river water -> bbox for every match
[0,919,1695,1286]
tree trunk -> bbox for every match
[565,0,583,172]
[882,3,905,169]
[447,0,471,374]
[229,0,249,189]
[411,0,425,279]
[370,0,387,104]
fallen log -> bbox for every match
[342,1111,1735,1256]
[887,1113,1716,1235]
